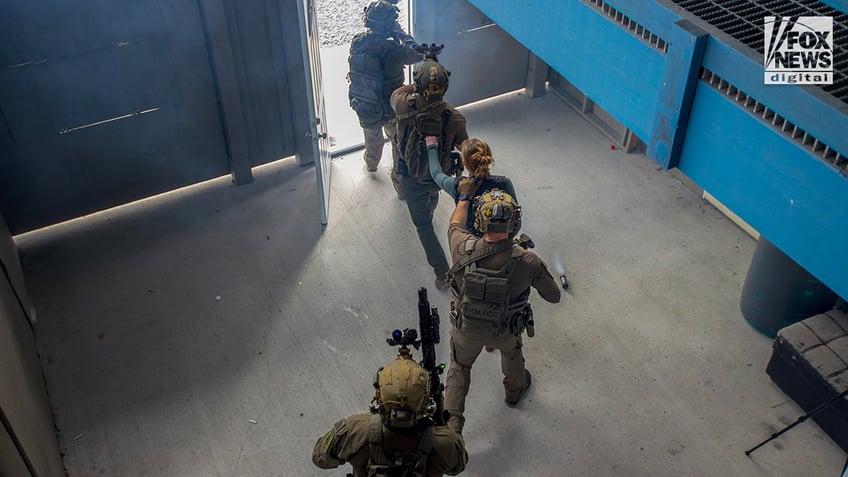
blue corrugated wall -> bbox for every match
[470,0,848,301]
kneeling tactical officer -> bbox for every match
[443,183,561,434]
[313,346,467,476]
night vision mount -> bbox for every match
[386,328,420,350]
[413,42,445,61]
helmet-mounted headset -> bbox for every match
[473,189,522,238]
[413,58,450,100]
[363,0,399,32]
[370,348,435,428]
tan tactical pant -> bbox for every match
[362,123,398,171]
[443,325,526,433]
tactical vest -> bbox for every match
[461,175,512,235]
[366,414,434,477]
[396,99,455,180]
[450,239,529,336]
[348,35,399,128]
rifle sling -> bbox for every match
[395,99,445,122]
[449,239,513,276]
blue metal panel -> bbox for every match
[648,20,707,169]
[702,38,848,160]
[819,0,847,14]
[470,0,847,299]
[598,0,681,39]
[679,84,848,300]
[469,0,663,141]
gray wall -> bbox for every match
[413,0,530,107]
[0,0,313,235]
[0,1,318,474]
[0,214,64,477]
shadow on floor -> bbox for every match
[16,90,847,477]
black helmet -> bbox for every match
[363,0,399,32]
[413,59,450,100]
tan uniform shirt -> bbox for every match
[448,224,562,306]
[313,413,468,477]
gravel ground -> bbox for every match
[317,0,410,48]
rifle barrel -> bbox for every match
[416,287,446,425]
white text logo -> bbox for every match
[764,16,832,85]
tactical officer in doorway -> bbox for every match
[391,54,468,290]
[348,0,422,172]
[443,183,561,434]
[313,350,468,476]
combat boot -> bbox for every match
[505,369,532,407]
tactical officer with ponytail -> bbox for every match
[312,350,467,476]
[425,136,519,236]
[348,0,422,172]
[443,182,561,435]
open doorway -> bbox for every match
[316,0,411,157]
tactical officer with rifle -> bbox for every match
[391,44,468,291]
[312,288,467,477]
[348,0,422,172]
[443,182,561,435]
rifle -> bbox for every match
[513,233,535,250]
[515,233,570,290]
[386,288,447,426]
[417,287,447,425]
[412,43,445,61]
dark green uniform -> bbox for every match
[390,88,468,281]
[348,29,421,171]
[313,413,467,477]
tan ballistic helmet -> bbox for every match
[474,189,522,237]
[372,354,432,428]
[363,0,399,32]
[413,59,450,100]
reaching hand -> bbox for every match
[425,136,439,147]
[457,177,480,197]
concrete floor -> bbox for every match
[15,53,847,476]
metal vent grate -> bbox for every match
[701,68,846,174]
[672,0,848,105]
[587,0,669,53]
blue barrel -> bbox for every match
[740,237,838,338]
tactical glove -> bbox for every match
[457,177,480,197]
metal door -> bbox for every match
[0,0,230,234]
[297,0,332,225]
[412,0,530,106]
